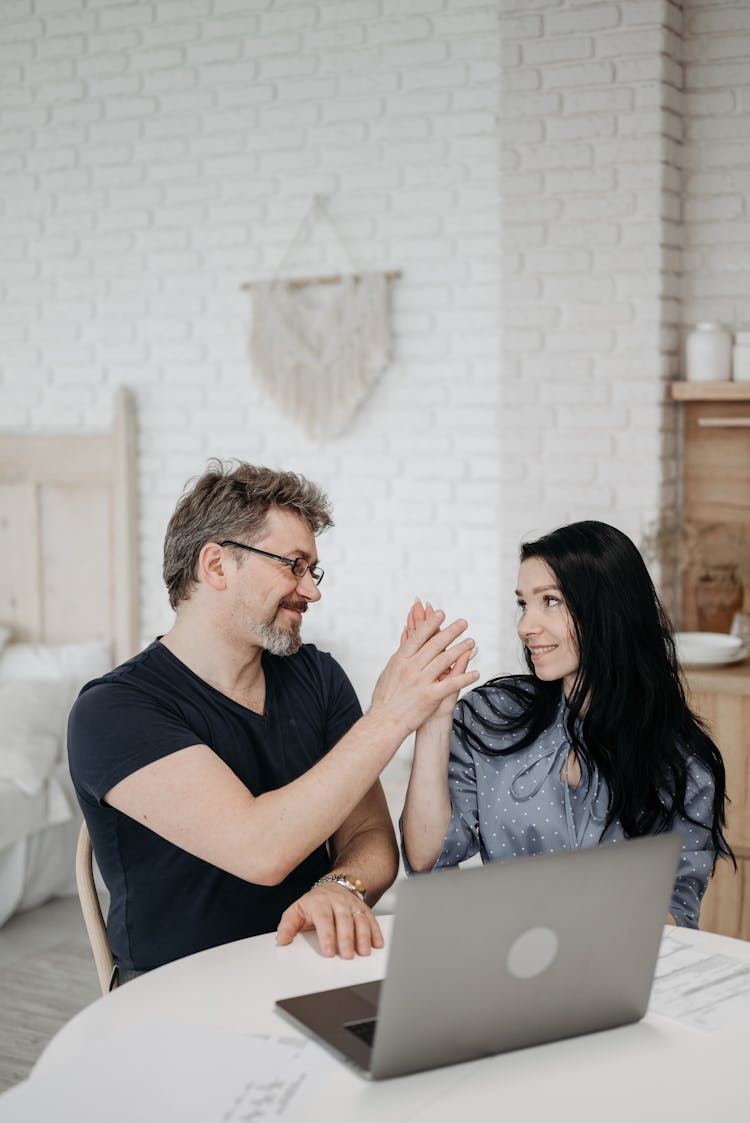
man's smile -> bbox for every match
[280,600,308,617]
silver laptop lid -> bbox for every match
[370,832,681,1078]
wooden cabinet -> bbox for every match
[671,382,750,939]
[684,663,750,939]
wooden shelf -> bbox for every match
[671,382,750,401]
[684,660,750,697]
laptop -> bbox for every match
[275,832,681,1080]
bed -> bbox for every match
[0,388,139,926]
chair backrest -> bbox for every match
[75,820,114,994]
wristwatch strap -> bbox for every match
[311,873,367,901]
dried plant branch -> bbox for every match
[640,515,748,582]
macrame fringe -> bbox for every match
[249,271,391,440]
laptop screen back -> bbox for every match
[277,833,681,1080]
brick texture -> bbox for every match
[682,1,750,331]
[0,0,503,712]
[1,0,748,708]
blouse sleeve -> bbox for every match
[669,758,720,929]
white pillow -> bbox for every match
[0,680,76,795]
[0,640,113,687]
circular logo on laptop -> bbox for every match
[506,926,559,979]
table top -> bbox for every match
[14,921,750,1123]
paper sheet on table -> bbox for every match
[0,1017,461,1123]
[649,930,750,1032]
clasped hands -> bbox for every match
[370,597,479,737]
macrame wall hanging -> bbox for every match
[241,196,400,441]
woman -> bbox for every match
[401,520,733,927]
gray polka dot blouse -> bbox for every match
[401,678,718,928]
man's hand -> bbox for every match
[369,600,478,738]
[406,599,476,726]
[276,883,385,959]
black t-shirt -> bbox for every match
[68,640,362,970]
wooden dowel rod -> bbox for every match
[240,270,401,292]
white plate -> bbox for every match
[675,631,745,662]
[679,646,748,668]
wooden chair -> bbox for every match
[75,820,114,994]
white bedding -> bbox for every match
[0,766,82,927]
[0,679,78,802]
[0,639,113,927]
[0,769,72,854]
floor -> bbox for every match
[0,895,87,973]
[0,894,100,1093]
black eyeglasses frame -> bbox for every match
[218,540,324,586]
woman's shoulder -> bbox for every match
[462,673,538,706]
[456,674,544,723]
[681,747,717,797]
[452,675,558,756]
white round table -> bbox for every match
[20,921,750,1123]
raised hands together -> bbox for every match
[369,598,478,739]
[398,599,475,873]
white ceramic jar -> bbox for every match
[684,322,732,382]
[732,330,750,381]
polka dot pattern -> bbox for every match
[401,678,717,928]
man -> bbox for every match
[68,461,477,983]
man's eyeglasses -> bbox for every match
[219,540,325,586]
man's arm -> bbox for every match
[276,779,398,958]
[103,611,477,888]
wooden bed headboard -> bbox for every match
[0,388,139,665]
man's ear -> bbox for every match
[198,542,229,592]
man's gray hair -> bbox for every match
[163,459,333,610]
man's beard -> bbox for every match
[253,599,307,657]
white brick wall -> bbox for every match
[0,0,505,715]
[682,0,750,334]
[499,0,685,623]
[2,0,748,709]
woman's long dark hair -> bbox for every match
[457,520,733,863]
